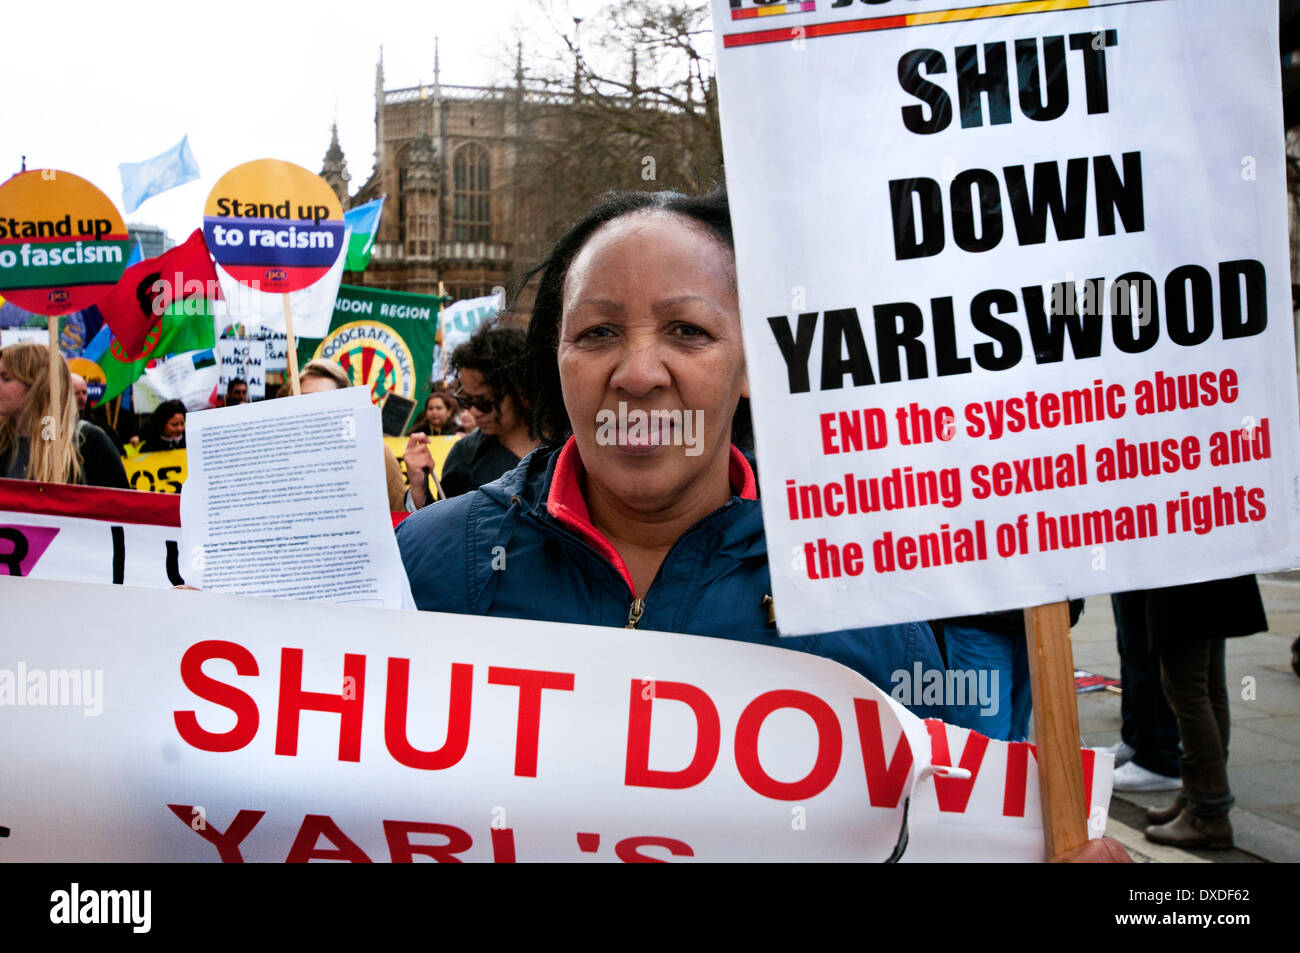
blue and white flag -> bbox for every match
[118,136,200,214]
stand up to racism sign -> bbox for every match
[711,0,1300,633]
[203,159,345,295]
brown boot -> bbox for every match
[1145,793,1187,826]
[1145,809,1233,849]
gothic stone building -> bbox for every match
[320,50,574,303]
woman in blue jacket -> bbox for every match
[396,190,952,720]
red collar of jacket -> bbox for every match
[545,436,758,592]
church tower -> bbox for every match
[320,122,351,207]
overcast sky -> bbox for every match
[1,0,625,242]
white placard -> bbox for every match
[215,320,289,372]
[138,349,219,412]
[0,327,47,348]
[712,0,1300,632]
[216,339,267,399]
[178,386,414,609]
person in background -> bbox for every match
[298,359,408,512]
[1138,577,1267,849]
[0,342,127,489]
[225,378,249,406]
[70,372,87,412]
[139,400,187,453]
[402,391,460,509]
[70,371,123,449]
[425,320,539,501]
[407,391,459,437]
[1102,591,1183,792]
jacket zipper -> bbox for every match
[523,498,742,632]
[625,597,645,629]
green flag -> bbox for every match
[297,284,440,433]
[98,298,216,403]
[343,197,384,271]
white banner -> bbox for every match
[0,576,1112,861]
[440,292,503,371]
[0,479,183,588]
[712,0,1300,633]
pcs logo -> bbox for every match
[46,289,70,305]
[265,268,287,281]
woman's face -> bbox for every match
[557,212,748,512]
[458,367,524,437]
[0,357,30,419]
[426,396,451,428]
[163,413,185,439]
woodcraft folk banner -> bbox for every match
[711,0,1300,632]
[0,577,1112,862]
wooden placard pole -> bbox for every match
[1024,599,1089,857]
[282,293,301,397]
[437,281,448,379]
[47,315,62,414]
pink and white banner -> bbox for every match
[0,478,183,588]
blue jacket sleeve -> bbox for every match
[395,494,477,614]
[811,621,955,723]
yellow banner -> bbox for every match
[122,449,187,494]
[121,435,460,495]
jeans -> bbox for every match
[944,622,1031,742]
[1112,592,1182,777]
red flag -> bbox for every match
[97,229,218,359]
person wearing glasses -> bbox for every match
[404,320,539,505]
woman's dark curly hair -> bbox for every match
[449,319,533,435]
[515,188,752,449]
